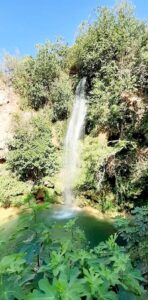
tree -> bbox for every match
[50,71,73,121]
[8,114,58,181]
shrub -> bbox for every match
[0,174,29,207]
[68,2,147,138]
[115,207,148,285]
[12,43,62,109]
[50,72,73,121]
[8,114,58,181]
[87,64,136,135]
[31,185,56,203]
[69,2,147,78]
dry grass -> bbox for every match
[0,207,19,225]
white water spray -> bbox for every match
[63,77,87,207]
[54,78,87,219]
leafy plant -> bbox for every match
[0,202,145,299]
[50,71,73,121]
[8,114,58,181]
[115,206,148,286]
[0,173,30,207]
[12,43,60,109]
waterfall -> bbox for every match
[63,77,87,207]
[54,78,87,219]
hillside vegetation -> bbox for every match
[1,1,147,211]
[0,1,147,299]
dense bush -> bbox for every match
[12,42,68,110]
[77,136,144,210]
[50,71,74,121]
[8,114,58,181]
[69,3,147,81]
[67,2,147,135]
[115,207,148,287]
[0,174,30,207]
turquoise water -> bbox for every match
[0,207,118,258]
[38,208,116,247]
[76,213,116,246]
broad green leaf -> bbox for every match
[24,278,57,299]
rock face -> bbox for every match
[0,80,18,162]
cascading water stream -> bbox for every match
[54,78,87,219]
[64,77,87,207]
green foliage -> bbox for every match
[0,203,145,299]
[112,145,148,208]
[0,253,26,275]
[2,1,146,212]
[0,2,147,298]
[77,124,147,209]
[87,71,137,136]
[8,114,58,181]
[50,71,73,121]
[68,2,147,137]
[77,136,117,190]
[0,173,30,207]
[115,206,148,282]
[12,41,68,110]
[13,55,49,109]
[31,185,56,203]
[69,2,147,80]
[65,1,148,212]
